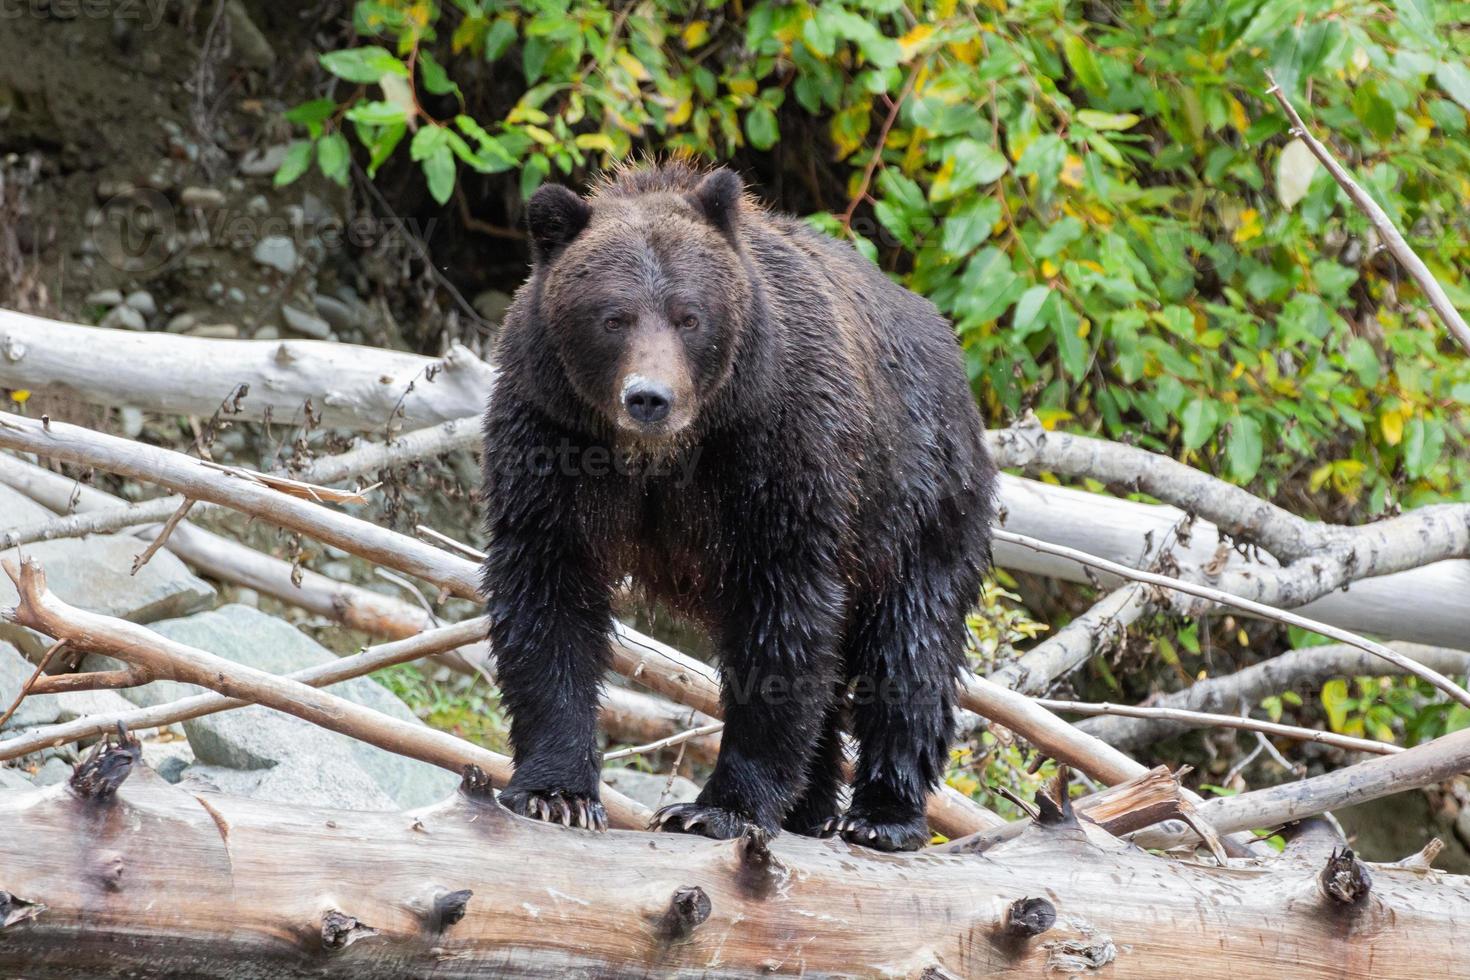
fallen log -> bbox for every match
[1,765,1465,979]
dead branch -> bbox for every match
[1079,641,1470,750]
[994,527,1470,709]
[0,558,649,830]
[1267,74,1470,355]
[988,584,1150,695]
[1037,698,1400,756]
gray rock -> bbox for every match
[600,767,700,809]
[85,288,124,307]
[0,641,60,728]
[187,324,241,339]
[253,236,299,274]
[165,312,198,332]
[103,606,457,809]
[473,289,513,324]
[124,290,157,317]
[239,145,288,178]
[0,482,57,525]
[0,537,215,659]
[118,406,145,439]
[180,186,227,209]
[225,0,276,71]
[99,304,146,330]
[182,759,398,811]
[282,305,332,340]
[0,765,33,791]
[313,295,360,332]
[33,756,73,787]
[252,233,298,271]
[226,287,247,304]
[245,194,269,215]
[138,732,195,784]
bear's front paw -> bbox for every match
[820,810,929,852]
[500,787,607,831]
[650,802,758,840]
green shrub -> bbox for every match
[283,0,1470,512]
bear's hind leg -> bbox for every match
[835,578,971,851]
[780,698,846,836]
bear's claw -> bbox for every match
[650,802,756,840]
[499,787,607,831]
[819,812,928,852]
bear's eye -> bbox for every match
[603,315,625,332]
[679,314,700,331]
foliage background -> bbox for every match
[276,0,1470,814]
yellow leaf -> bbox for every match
[10,389,30,404]
[667,97,693,126]
[574,133,617,153]
[1035,408,1073,430]
[948,37,983,65]
[1380,407,1406,445]
[682,20,710,50]
[522,124,557,146]
[1232,208,1263,244]
[614,50,650,82]
[899,24,935,61]
[1060,153,1085,188]
[727,77,758,98]
[1078,317,1091,339]
[1040,259,1058,278]
[1229,97,1249,134]
[1230,361,1245,380]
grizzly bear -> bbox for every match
[481,162,995,851]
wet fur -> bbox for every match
[482,161,996,850]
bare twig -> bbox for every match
[1037,698,1400,756]
[0,638,65,728]
[130,498,196,575]
[416,524,487,561]
[602,721,726,762]
[993,527,1470,710]
[1267,72,1470,355]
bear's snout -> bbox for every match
[623,376,674,425]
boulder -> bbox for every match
[0,483,57,526]
[1,640,138,732]
[0,536,216,659]
[96,605,458,809]
[0,764,33,791]
[600,767,700,810]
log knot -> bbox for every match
[433,888,473,931]
[1320,847,1372,905]
[321,909,378,951]
[70,722,141,800]
[1005,897,1057,937]
[0,891,47,929]
[660,885,712,940]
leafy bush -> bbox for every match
[283,0,1470,512]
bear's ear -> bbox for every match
[688,168,743,235]
[526,183,591,261]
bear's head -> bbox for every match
[523,166,754,445]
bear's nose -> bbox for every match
[623,380,673,424]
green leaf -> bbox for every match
[745,104,779,150]
[1012,285,1054,339]
[930,138,1008,202]
[1435,61,1470,113]
[411,125,450,162]
[419,50,460,97]
[285,98,336,139]
[1226,416,1263,483]
[320,46,408,84]
[1075,110,1139,131]
[940,198,1000,255]
[273,140,314,187]
[1051,302,1089,377]
[1180,398,1218,451]
[484,18,518,62]
[316,132,351,186]
[423,145,456,205]
[1403,418,1445,479]
[364,121,406,178]
[1343,337,1381,388]
[344,100,409,127]
[1061,35,1105,95]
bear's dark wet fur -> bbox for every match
[482,161,996,850]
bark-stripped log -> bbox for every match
[0,312,497,431]
[1,772,1466,979]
